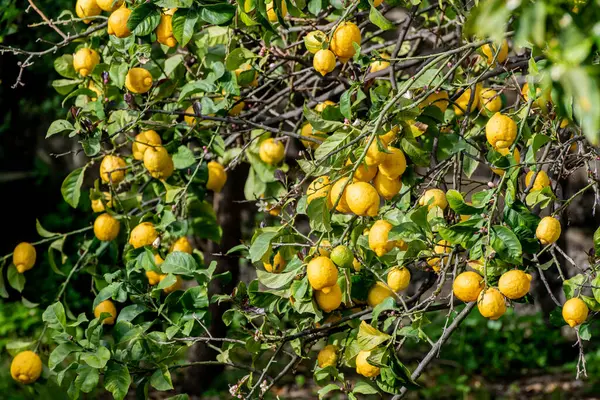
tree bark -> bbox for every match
[183,163,249,394]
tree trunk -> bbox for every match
[183,163,249,394]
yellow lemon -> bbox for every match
[317,345,338,368]
[491,147,520,176]
[125,68,153,94]
[314,100,336,113]
[330,177,352,213]
[525,170,550,192]
[207,161,227,192]
[162,275,183,294]
[94,299,117,324]
[132,130,162,161]
[477,288,506,320]
[184,105,197,126]
[365,140,387,166]
[330,21,361,63]
[100,154,127,184]
[305,30,328,54]
[479,88,502,113]
[170,237,193,254]
[419,188,447,210]
[107,7,132,38]
[368,220,395,257]
[427,240,451,272]
[300,123,327,150]
[486,112,517,149]
[307,256,338,293]
[13,243,36,274]
[129,222,158,249]
[315,283,342,312]
[307,176,333,208]
[345,182,380,216]
[420,91,449,112]
[146,270,165,285]
[156,13,177,47]
[562,298,589,328]
[88,81,103,101]
[10,351,42,384]
[452,271,484,302]
[96,0,123,12]
[498,270,532,300]
[73,48,100,77]
[367,282,393,307]
[481,40,509,65]
[356,350,380,378]
[387,267,410,292]
[373,173,401,200]
[379,126,398,145]
[91,192,112,213]
[259,138,285,165]
[370,53,390,73]
[234,64,259,87]
[378,147,407,179]
[75,0,101,23]
[93,213,120,241]
[346,159,377,182]
[536,216,561,245]
[263,251,286,273]
[266,0,287,22]
[143,146,174,180]
[521,82,552,112]
[313,49,337,76]
[313,240,332,257]
[352,258,361,272]
[453,85,481,116]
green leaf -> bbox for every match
[47,119,74,138]
[161,252,198,276]
[48,343,80,370]
[180,285,209,310]
[81,346,110,369]
[43,302,67,330]
[75,364,100,393]
[314,132,350,160]
[318,384,341,399]
[563,274,585,299]
[109,62,128,89]
[372,296,397,322]
[369,4,393,30]
[178,80,217,101]
[306,196,332,232]
[256,268,300,289]
[225,47,255,71]
[150,365,174,391]
[304,105,344,133]
[579,322,592,341]
[36,219,59,238]
[172,8,199,47]
[249,230,278,262]
[127,3,161,36]
[104,362,131,400]
[491,225,522,264]
[353,379,380,395]
[7,265,25,293]
[524,134,551,165]
[52,79,80,95]
[54,54,77,79]
[445,189,483,214]
[592,275,600,304]
[116,304,146,323]
[357,321,391,350]
[172,145,196,169]
[593,226,600,256]
[199,3,235,24]
[61,166,86,208]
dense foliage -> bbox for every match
[2,0,600,398]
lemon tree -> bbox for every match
[1,0,600,397]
